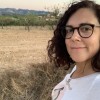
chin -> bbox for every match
[71,57,88,63]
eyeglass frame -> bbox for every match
[61,23,100,39]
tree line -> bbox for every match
[0,12,60,30]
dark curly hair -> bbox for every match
[47,0,100,71]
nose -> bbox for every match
[71,29,81,41]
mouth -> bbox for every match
[71,47,86,49]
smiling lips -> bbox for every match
[71,47,86,49]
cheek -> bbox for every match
[65,40,70,52]
[86,38,100,57]
[65,40,68,48]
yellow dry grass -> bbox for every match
[0,26,53,69]
[0,26,67,100]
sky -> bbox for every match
[0,0,100,11]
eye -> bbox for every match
[80,25,92,33]
[65,27,73,33]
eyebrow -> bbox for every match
[66,23,94,27]
[80,23,94,26]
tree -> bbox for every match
[45,6,61,30]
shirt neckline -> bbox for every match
[69,65,99,80]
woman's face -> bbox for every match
[65,8,100,63]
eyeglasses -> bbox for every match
[61,23,100,39]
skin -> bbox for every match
[65,8,100,78]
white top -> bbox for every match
[52,65,100,100]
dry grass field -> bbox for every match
[0,26,52,69]
[0,26,67,100]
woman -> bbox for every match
[47,0,100,100]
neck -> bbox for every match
[71,61,95,79]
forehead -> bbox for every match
[66,8,99,26]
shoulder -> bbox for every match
[51,65,76,92]
[51,75,67,100]
[51,75,66,96]
[88,73,100,91]
[93,73,100,83]
[51,66,76,94]
[87,73,100,99]
[51,66,76,100]
[92,73,100,86]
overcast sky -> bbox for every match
[0,0,100,10]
